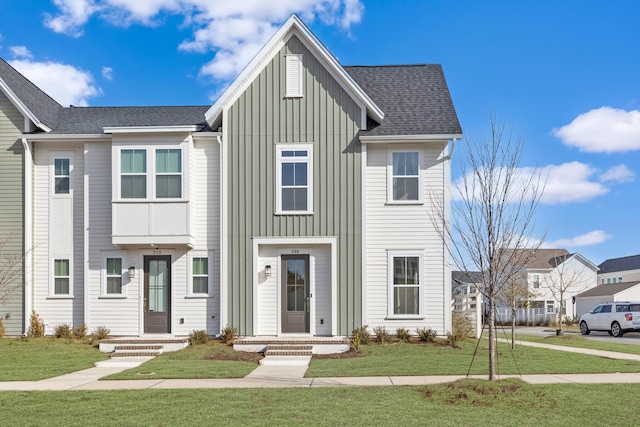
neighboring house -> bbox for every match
[452,271,484,338]
[520,249,598,320]
[597,254,640,285]
[0,15,462,337]
[575,281,640,318]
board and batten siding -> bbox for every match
[365,143,449,334]
[226,35,363,335]
[33,141,85,333]
[0,91,25,335]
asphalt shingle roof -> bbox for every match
[452,271,484,284]
[577,281,640,298]
[598,255,640,274]
[345,64,462,137]
[512,249,571,269]
[0,58,63,129]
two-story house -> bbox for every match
[0,15,462,338]
[597,254,640,285]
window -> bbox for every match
[388,252,423,317]
[121,149,147,198]
[53,259,70,295]
[276,145,313,213]
[601,304,612,313]
[619,276,623,283]
[601,278,604,285]
[156,149,182,198]
[105,258,123,295]
[562,300,566,315]
[607,278,611,284]
[54,158,70,194]
[532,274,540,289]
[192,257,209,294]
[389,151,421,202]
[285,54,303,97]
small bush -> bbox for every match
[220,325,237,344]
[416,327,437,343]
[189,329,210,345]
[373,326,390,344]
[396,327,411,343]
[73,323,87,339]
[0,317,4,338]
[91,325,111,341]
[54,323,73,339]
[450,312,473,342]
[27,311,45,337]
[351,325,371,349]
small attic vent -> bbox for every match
[285,54,303,98]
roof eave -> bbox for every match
[360,133,463,143]
[0,77,52,132]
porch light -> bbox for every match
[264,265,272,278]
[128,266,136,279]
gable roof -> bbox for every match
[576,281,640,298]
[598,254,640,274]
[517,249,571,269]
[452,271,483,284]
[0,58,63,131]
[345,64,462,137]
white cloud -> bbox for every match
[9,58,101,106]
[101,66,113,80]
[9,46,33,59]
[553,107,640,153]
[600,164,635,183]
[542,230,612,249]
[44,0,364,80]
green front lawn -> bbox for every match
[0,337,109,381]
[513,332,640,355]
[0,381,634,426]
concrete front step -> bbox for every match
[99,337,189,354]
[234,337,350,355]
[259,355,312,366]
[111,351,162,358]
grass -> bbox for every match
[104,341,259,380]
[0,337,109,381]
[0,381,635,426]
[513,332,640,355]
[306,339,640,377]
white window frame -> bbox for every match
[275,144,313,214]
[117,147,184,201]
[101,252,126,298]
[50,258,73,298]
[387,149,423,204]
[387,250,424,319]
[51,152,73,198]
[532,274,540,289]
[187,251,211,297]
[285,54,303,98]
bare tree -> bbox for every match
[540,252,594,332]
[0,233,27,305]
[436,115,546,380]
[500,270,536,349]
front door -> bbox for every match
[281,255,310,333]
[144,255,171,334]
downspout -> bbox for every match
[442,137,457,334]
[216,132,225,336]
[21,138,32,334]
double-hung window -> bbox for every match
[192,257,209,295]
[532,274,540,289]
[105,257,123,295]
[276,144,313,214]
[54,158,70,194]
[53,259,70,295]
[121,149,147,198]
[389,151,421,202]
[388,251,423,317]
[156,149,182,198]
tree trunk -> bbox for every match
[511,307,516,349]
[488,297,496,380]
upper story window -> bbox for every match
[532,274,540,289]
[121,149,147,199]
[156,149,182,198]
[276,144,313,214]
[388,151,421,203]
[285,54,303,98]
[54,158,70,194]
[118,148,183,200]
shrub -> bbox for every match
[53,323,73,339]
[351,324,371,349]
[220,325,237,344]
[451,312,474,342]
[396,327,411,343]
[447,331,461,348]
[27,311,45,337]
[91,325,111,341]
[0,317,4,338]
[189,329,210,345]
[73,323,87,339]
[416,327,437,343]
[373,326,390,344]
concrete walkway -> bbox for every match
[4,339,640,391]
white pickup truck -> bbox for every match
[579,301,640,337]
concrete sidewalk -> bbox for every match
[3,339,640,391]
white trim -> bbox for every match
[0,77,53,132]
[83,143,90,329]
[101,252,127,297]
[188,251,212,297]
[275,143,314,215]
[104,125,202,134]
[360,134,463,144]
[21,139,33,332]
[387,250,424,318]
[22,134,111,141]
[50,152,74,198]
[219,117,228,333]
[387,148,423,204]
[285,54,304,98]
[361,142,367,326]
[51,258,73,297]
[205,14,383,128]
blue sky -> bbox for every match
[1,0,639,265]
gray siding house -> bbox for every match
[0,15,461,337]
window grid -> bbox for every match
[276,145,312,213]
[120,149,147,199]
[54,158,70,194]
[192,257,209,294]
[156,149,182,198]
[105,258,123,294]
[53,259,70,295]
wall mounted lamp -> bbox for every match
[264,265,272,278]
[128,266,136,279]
